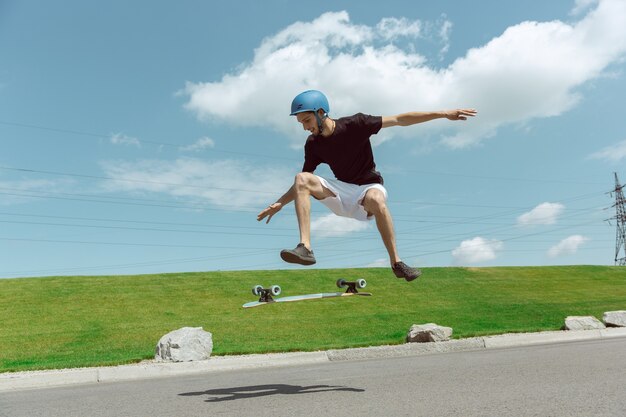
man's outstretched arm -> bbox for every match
[381,109,477,128]
[257,185,295,224]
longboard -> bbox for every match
[242,279,371,308]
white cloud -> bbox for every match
[548,235,589,258]
[310,213,371,237]
[110,133,141,147]
[451,237,503,265]
[589,140,626,163]
[517,202,565,226]
[437,18,453,57]
[179,137,216,152]
[99,158,292,208]
[181,1,626,149]
[571,0,599,16]
[376,17,422,40]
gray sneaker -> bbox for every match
[280,243,316,265]
[392,261,421,282]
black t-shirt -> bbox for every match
[302,113,383,185]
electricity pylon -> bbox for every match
[610,172,626,266]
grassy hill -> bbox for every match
[1,266,624,373]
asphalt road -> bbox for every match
[2,338,625,417]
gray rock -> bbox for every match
[155,327,213,362]
[564,316,606,331]
[407,323,453,343]
[603,311,626,327]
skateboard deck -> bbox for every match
[243,291,371,308]
[243,279,371,308]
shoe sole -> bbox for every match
[394,270,422,282]
[280,250,316,266]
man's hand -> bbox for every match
[257,202,283,224]
[444,109,477,121]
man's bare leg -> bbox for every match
[361,189,400,265]
[293,173,313,250]
[281,172,335,265]
[362,188,421,281]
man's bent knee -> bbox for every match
[294,172,316,191]
[294,173,335,200]
[362,189,387,215]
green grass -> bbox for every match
[1,266,625,373]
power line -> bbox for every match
[0,166,280,195]
[0,249,276,277]
[0,188,260,213]
[0,236,277,250]
[0,209,606,231]
[0,120,300,162]
[0,164,607,213]
[0,216,595,275]
[0,204,608,276]
[0,211,287,230]
[1,119,607,185]
[0,188,607,242]
[313,217,606,270]
[396,168,606,186]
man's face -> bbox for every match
[296,112,318,135]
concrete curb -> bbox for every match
[0,351,329,392]
[326,337,486,361]
[2,327,626,392]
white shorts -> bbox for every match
[315,175,388,221]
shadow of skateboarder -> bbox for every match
[179,384,365,403]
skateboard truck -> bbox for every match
[258,289,274,303]
[336,278,367,294]
[252,285,281,303]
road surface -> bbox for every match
[2,338,625,417]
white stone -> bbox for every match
[564,316,606,331]
[407,323,453,343]
[155,327,213,362]
[603,311,626,327]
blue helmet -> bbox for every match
[290,90,329,116]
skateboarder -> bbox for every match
[257,90,476,281]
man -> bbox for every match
[257,90,476,281]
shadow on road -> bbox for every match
[179,384,365,403]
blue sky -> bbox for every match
[1,0,626,278]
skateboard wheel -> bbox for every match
[252,285,263,296]
[270,285,281,296]
[357,279,366,289]
[336,279,347,288]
